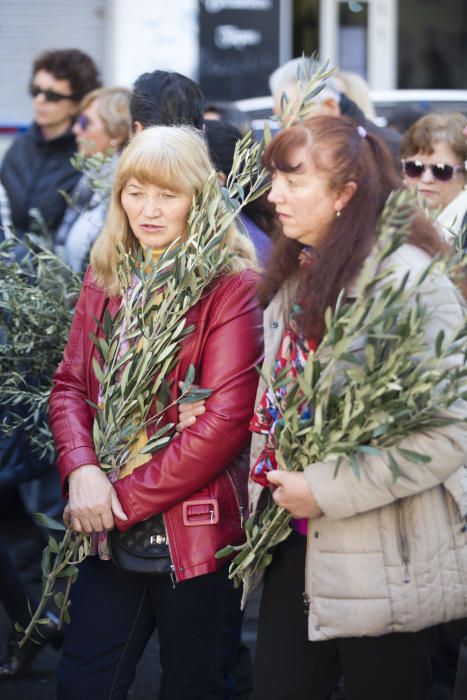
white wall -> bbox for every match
[106,0,199,88]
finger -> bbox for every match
[178,401,205,415]
[176,415,197,433]
[111,491,128,521]
[63,505,71,527]
[70,515,83,533]
[266,471,285,486]
[88,514,106,533]
[271,488,283,507]
[81,517,95,534]
[100,508,115,531]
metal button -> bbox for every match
[271,321,279,329]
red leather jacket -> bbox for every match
[49,267,263,582]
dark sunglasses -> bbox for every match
[402,159,465,182]
[76,114,91,130]
[29,84,74,103]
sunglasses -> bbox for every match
[76,114,91,130]
[29,84,74,103]
[402,159,465,182]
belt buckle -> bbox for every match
[182,498,219,526]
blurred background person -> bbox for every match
[204,119,278,268]
[269,57,401,164]
[55,87,132,273]
[0,49,101,242]
[401,112,467,241]
[386,105,428,136]
[333,70,377,123]
[204,101,252,137]
[130,69,204,132]
[0,51,101,642]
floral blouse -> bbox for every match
[249,246,319,488]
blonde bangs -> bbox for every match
[116,126,213,196]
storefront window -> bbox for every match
[338,1,368,79]
[398,0,467,88]
[293,0,320,58]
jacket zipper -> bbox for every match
[396,502,410,583]
[162,513,177,589]
[225,470,245,528]
[304,525,312,618]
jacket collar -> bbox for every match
[30,122,76,148]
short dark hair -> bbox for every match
[204,119,241,175]
[130,70,204,130]
[32,49,101,103]
[204,101,251,136]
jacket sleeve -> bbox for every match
[113,273,263,530]
[303,270,467,521]
[49,271,101,490]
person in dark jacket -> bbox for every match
[0,49,101,240]
[269,57,401,166]
[49,125,263,700]
[204,119,278,268]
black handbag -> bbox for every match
[108,514,173,575]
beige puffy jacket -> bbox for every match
[248,243,467,641]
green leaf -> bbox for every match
[387,452,400,482]
[215,545,235,559]
[34,513,66,531]
[435,330,445,358]
[48,536,59,554]
[349,454,361,480]
[354,445,382,457]
[57,565,80,579]
[182,364,196,393]
[396,447,432,464]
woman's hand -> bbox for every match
[267,470,323,519]
[66,464,128,533]
[176,381,206,432]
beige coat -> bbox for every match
[248,243,467,641]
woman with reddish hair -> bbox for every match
[178,115,467,700]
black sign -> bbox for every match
[199,0,281,101]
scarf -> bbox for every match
[92,247,165,558]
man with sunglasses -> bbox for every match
[401,112,467,242]
[0,49,101,243]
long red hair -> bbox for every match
[259,115,448,338]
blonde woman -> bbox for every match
[49,125,263,700]
[55,87,132,272]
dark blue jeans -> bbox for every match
[57,556,243,700]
